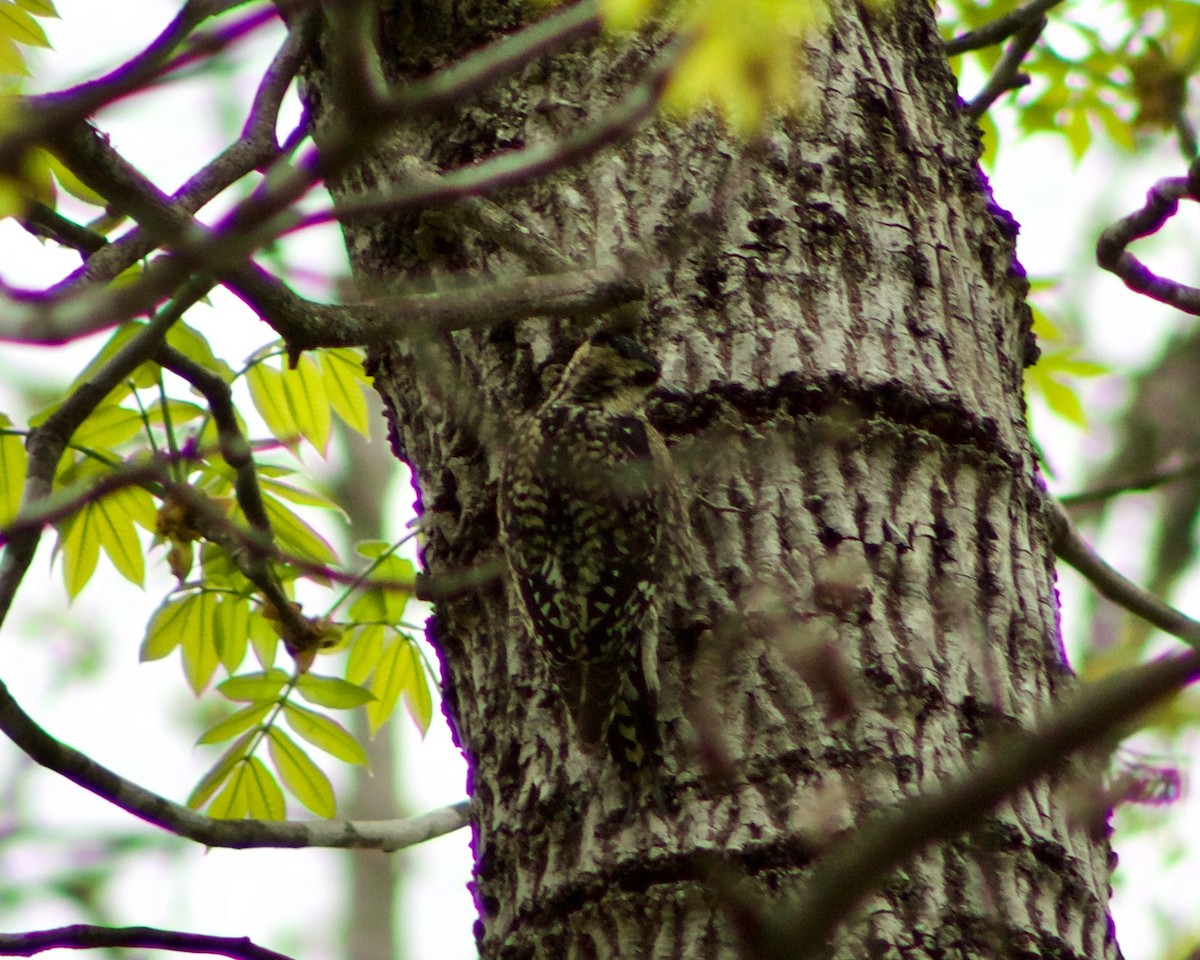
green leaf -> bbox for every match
[283,702,369,766]
[404,644,433,735]
[71,403,146,451]
[218,668,291,702]
[187,731,256,809]
[0,32,27,76]
[197,701,272,745]
[214,594,250,672]
[368,636,430,735]
[56,322,146,401]
[345,623,386,686]
[281,355,331,455]
[268,727,335,817]
[242,755,287,820]
[166,322,236,384]
[321,348,371,437]
[57,484,151,594]
[349,555,415,625]
[208,766,250,819]
[246,361,299,448]
[15,1,60,17]
[0,432,27,525]
[259,477,341,510]
[248,607,279,669]
[142,594,198,661]
[1038,375,1088,428]
[179,589,220,693]
[296,673,375,709]
[0,3,51,47]
[261,492,337,565]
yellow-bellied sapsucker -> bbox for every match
[498,331,680,798]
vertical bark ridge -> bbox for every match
[306,0,1115,955]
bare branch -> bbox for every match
[944,0,1066,55]
[1049,498,1200,648]
[748,650,1200,960]
[226,261,645,353]
[7,3,271,170]
[1096,165,1200,315]
[0,925,295,960]
[0,279,209,630]
[293,41,680,234]
[965,15,1044,120]
[0,674,469,850]
[1059,449,1200,507]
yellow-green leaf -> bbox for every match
[296,673,374,709]
[0,432,27,525]
[208,765,250,820]
[261,493,336,564]
[214,594,249,672]
[72,404,148,452]
[15,1,59,17]
[246,361,299,447]
[321,348,371,437]
[281,355,331,455]
[259,477,340,510]
[349,555,415,624]
[243,755,287,820]
[0,33,28,76]
[197,701,272,745]
[43,151,105,207]
[218,668,291,702]
[404,644,433,735]
[248,607,279,669]
[180,590,219,694]
[345,623,386,686]
[283,702,369,766]
[187,731,255,809]
[268,727,335,817]
[57,500,101,598]
[368,636,431,735]
[167,322,235,383]
[0,3,50,48]
[142,594,198,661]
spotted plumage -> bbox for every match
[498,332,680,797]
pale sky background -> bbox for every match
[1,3,1199,959]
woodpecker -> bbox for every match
[498,331,679,800]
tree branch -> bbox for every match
[0,674,469,850]
[1095,162,1200,315]
[1049,498,1200,648]
[944,0,1066,55]
[965,15,1044,120]
[0,925,295,960]
[749,649,1200,960]
[1058,449,1200,508]
[292,40,680,234]
[0,279,209,630]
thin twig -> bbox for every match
[1059,449,1200,507]
[0,279,210,630]
[1049,498,1200,648]
[965,16,1045,120]
[0,925,296,960]
[293,39,681,233]
[944,0,1066,55]
[0,673,469,850]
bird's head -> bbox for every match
[553,332,661,413]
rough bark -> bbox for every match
[303,1,1116,957]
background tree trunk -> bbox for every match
[304,1,1117,957]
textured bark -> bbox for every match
[304,2,1116,957]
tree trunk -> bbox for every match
[303,2,1117,957]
